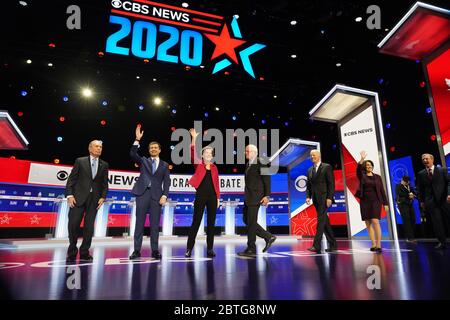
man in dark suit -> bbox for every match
[65,140,109,262]
[395,176,417,243]
[306,149,337,253]
[129,125,171,260]
[416,153,450,249]
[237,144,276,257]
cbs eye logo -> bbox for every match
[111,0,122,8]
[56,171,69,181]
[294,175,307,192]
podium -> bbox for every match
[269,138,320,237]
[378,1,450,167]
[309,85,397,240]
[223,200,239,235]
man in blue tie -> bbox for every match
[129,125,171,259]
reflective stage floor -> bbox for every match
[1,238,449,300]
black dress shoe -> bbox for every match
[435,243,447,250]
[79,254,93,261]
[152,250,162,259]
[325,247,337,253]
[307,247,321,253]
[129,251,141,260]
[263,236,277,253]
[237,249,256,257]
[370,247,377,252]
[185,249,192,258]
[207,250,216,257]
[374,247,383,253]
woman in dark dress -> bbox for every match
[185,128,220,258]
[357,151,389,253]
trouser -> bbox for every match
[312,198,336,250]
[134,188,162,251]
[425,200,447,244]
[67,193,98,257]
[243,204,272,251]
[398,203,416,240]
[187,196,217,250]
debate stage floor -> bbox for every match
[1,238,449,300]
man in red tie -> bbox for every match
[416,153,450,249]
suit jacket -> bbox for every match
[395,183,415,206]
[244,157,271,206]
[130,144,170,200]
[306,162,335,204]
[65,156,109,207]
[188,144,220,199]
[416,166,449,205]
[356,163,388,205]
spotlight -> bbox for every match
[26,59,32,64]
[290,54,297,58]
[419,81,426,88]
[100,120,106,126]
[59,116,65,122]
[19,1,28,6]
[415,59,421,64]
[48,43,56,48]
[182,2,189,8]
[232,116,237,121]
[273,95,277,98]
[385,123,391,129]
[153,78,157,82]
[233,151,237,155]
[136,75,140,79]
[54,159,60,164]
[138,105,144,111]
[204,112,209,118]
[17,111,24,117]
[170,145,175,150]
[261,119,266,124]
[102,100,108,106]
[215,107,220,111]
[284,121,289,127]
[21,90,27,96]
[290,20,297,25]
[378,78,384,85]
[82,88,93,98]
[153,97,162,106]
[48,62,53,67]
[320,30,325,34]
[430,135,436,141]
[57,136,63,142]
[355,17,362,22]
[172,109,177,114]
[98,51,104,57]
[259,76,265,81]
[426,107,432,114]
[200,65,205,69]
[336,62,342,67]
[233,14,239,19]
[389,146,396,152]
[63,96,69,102]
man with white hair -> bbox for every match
[65,140,109,262]
[306,149,337,253]
[237,144,276,256]
[416,153,450,249]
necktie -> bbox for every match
[152,158,157,175]
[91,158,97,179]
[427,168,433,180]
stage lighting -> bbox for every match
[430,135,436,141]
[48,63,53,67]
[82,88,93,98]
[100,120,106,126]
[170,145,175,150]
[261,119,266,124]
[153,78,157,82]
[59,116,65,122]
[232,116,237,121]
[204,112,209,118]
[26,59,32,64]
[172,109,177,114]
[200,65,205,69]
[21,90,27,96]
[136,75,140,79]
[102,100,108,106]
[336,62,342,67]
[355,17,362,22]
[426,107,432,113]
[284,122,289,127]
[19,1,27,6]
[234,14,239,19]
[48,43,56,48]
[386,123,391,129]
[290,54,297,58]
[63,96,69,102]
[182,2,189,8]
[153,97,162,106]
[54,159,60,164]
[57,137,63,142]
[290,20,297,25]
[138,105,144,111]
[17,111,24,117]
[273,95,277,98]
[378,78,384,84]
[215,107,220,111]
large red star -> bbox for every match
[204,24,246,64]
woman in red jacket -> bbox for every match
[357,151,389,253]
[185,128,220,258]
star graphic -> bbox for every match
[108,216,116,225]
[0,214,12,225]
[204,24,246,64]
[30,214,42,225]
